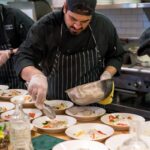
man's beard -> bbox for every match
[69,27,83,35]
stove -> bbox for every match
[105,65,150,120]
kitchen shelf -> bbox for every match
[96,3,150,9]
[53,3,150,10]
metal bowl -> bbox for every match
[65,79,113,105]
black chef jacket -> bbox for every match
[15,10,125,99]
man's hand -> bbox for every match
[0,50,11,66]
[100,70,112,81]
[28,74,48,109]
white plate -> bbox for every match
[65,123,114,141]
[143,121,150,136]
[0,89,28,100]
[105,134,150,150]
[11,95,35,107]
[32,115,77,133]
[0,85,9,90]
[0,102,15,113]
[1,108,42,121]
[44,100,73,114]
[66,106,106,122]
[101,113,145,130]
[53,140,109,150]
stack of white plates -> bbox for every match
[52,0,65,8]
[97,0,113,5]
[113,0,140,4]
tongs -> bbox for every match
[43,103,56,119]
[25,82,56,119]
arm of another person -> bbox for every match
[0,8,33,66]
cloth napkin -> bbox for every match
[32,134,64,150]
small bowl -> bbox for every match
[11,95,35,108]
[44,100,74,114]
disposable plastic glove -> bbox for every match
[28,74,48,109]
[100,70,112,81]
[0,50,10,66]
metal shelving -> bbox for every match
[53,3,150,10]
[96,2,150,9]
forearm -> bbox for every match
[21,66,44,82]
[104,66,117,77]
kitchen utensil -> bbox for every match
[25,82,56,119]
[43,103,56,119]
[66,79,113,105]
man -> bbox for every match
[15,0,125,108]
[0,4,34,89]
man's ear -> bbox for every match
[63,2,68,14]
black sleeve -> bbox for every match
[92,13,125,75]
[13,8,34,43]
[105,26,125,74]
[14,21,47,76]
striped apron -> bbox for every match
[47,25,104,100]
[0,10,25,89]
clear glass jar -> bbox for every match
[9,96,33,150]
[118,120,149,150]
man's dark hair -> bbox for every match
[66,0,97,16]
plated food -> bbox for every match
[0,85,9,90]
[11,95,34,107]
[0,89,28,100]
[32,115,77,133]
[52,140,109,150]
[1,108,42,121]
[0,102,15,113]
[65,123,114,141]
[101,113,145,130]
[105,134,150,150]
[66,106,106,122]
[44,100,73,114]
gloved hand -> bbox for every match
[28,74,48,109]
[0,50,11,66]
[100,70,112,81]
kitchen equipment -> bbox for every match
[104,38,150,120]
[105,64,150,120]
[66,79,113,105]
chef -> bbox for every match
[14,0,125,108]
[0,4,34,88]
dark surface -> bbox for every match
[32,134,64,150]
